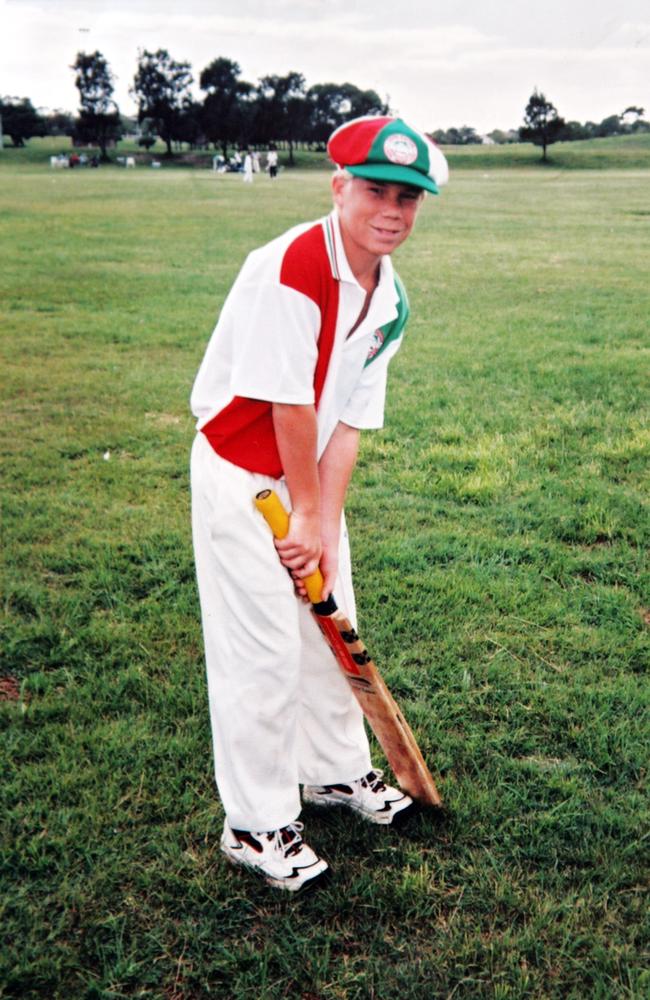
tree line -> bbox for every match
[517,89,648,160]
[431,96,648,152]
[1,52,648,162]
[0,49,388,160]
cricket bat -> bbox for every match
[254,489,443,809]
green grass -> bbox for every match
[4,131,650,172]
[441,133,650,170]
[1,160,649,999]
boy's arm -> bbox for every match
[272,405,359,600]
[272,403,321,582]
[318,420,359,599]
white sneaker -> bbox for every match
[303,770,415,825]
[220,820,329,892]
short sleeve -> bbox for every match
[340,336,403,429]
[228,280,321,404]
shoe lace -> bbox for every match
[269,822,304,858]
[361,770,386,794]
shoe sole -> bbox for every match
[266,865,331,893]
[221,842,330,893]
[303,790,418,826]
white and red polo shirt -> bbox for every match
[190,210,410,478]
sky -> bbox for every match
[1,0,649,133]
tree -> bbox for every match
[430,125,481,145]
[559,120,591,142]
[131,49,193,156]
[42,109,75,137]
[136,118,158,150]
[487,129,518,144]
[71,51,122,159]
[200,57,253,156]
[452,125,481,145]
[342,84,387,120]
[174,100,206,149]
[254,72,308,164]
[596,114,621,137]
[0,96,44,146]
[621,106,645,131]
[519,89,565,161]
[306,83,387,145]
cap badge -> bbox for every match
[383,133,418,165]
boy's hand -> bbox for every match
[280,527,339,604]
[318,539,339,602]
[274,510,321,600]
[275,514,340,604]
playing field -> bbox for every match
[1,157,649,998]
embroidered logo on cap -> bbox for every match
[383,133,418,165]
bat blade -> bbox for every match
[313,609,443,807]
[254,489,443,808]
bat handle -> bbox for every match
[255,490,326,605]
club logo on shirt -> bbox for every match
[367,329,385,360]
[383,134,418,165]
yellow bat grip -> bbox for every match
[255,489,325,604]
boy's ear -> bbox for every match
[331,172,346,204]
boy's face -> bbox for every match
[332,174,424,261]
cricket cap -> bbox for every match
[327,116,449,195]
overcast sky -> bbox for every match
[2,0,649,132]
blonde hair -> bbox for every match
[332,167,426,199]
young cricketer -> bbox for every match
[190,116,448,891]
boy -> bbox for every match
[190,116,448,891]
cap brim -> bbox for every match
[346,162,438,195]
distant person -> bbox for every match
[190,116,449,891]
[252,151,261,173]
[243,150,253,183]
[267,146,278,179]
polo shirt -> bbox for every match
[190,210,409,478]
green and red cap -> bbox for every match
[327,116,449,194]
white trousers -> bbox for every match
[190,433,371,831]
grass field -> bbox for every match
[1,151,649,999]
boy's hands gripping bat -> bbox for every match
[254,489,443,809]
